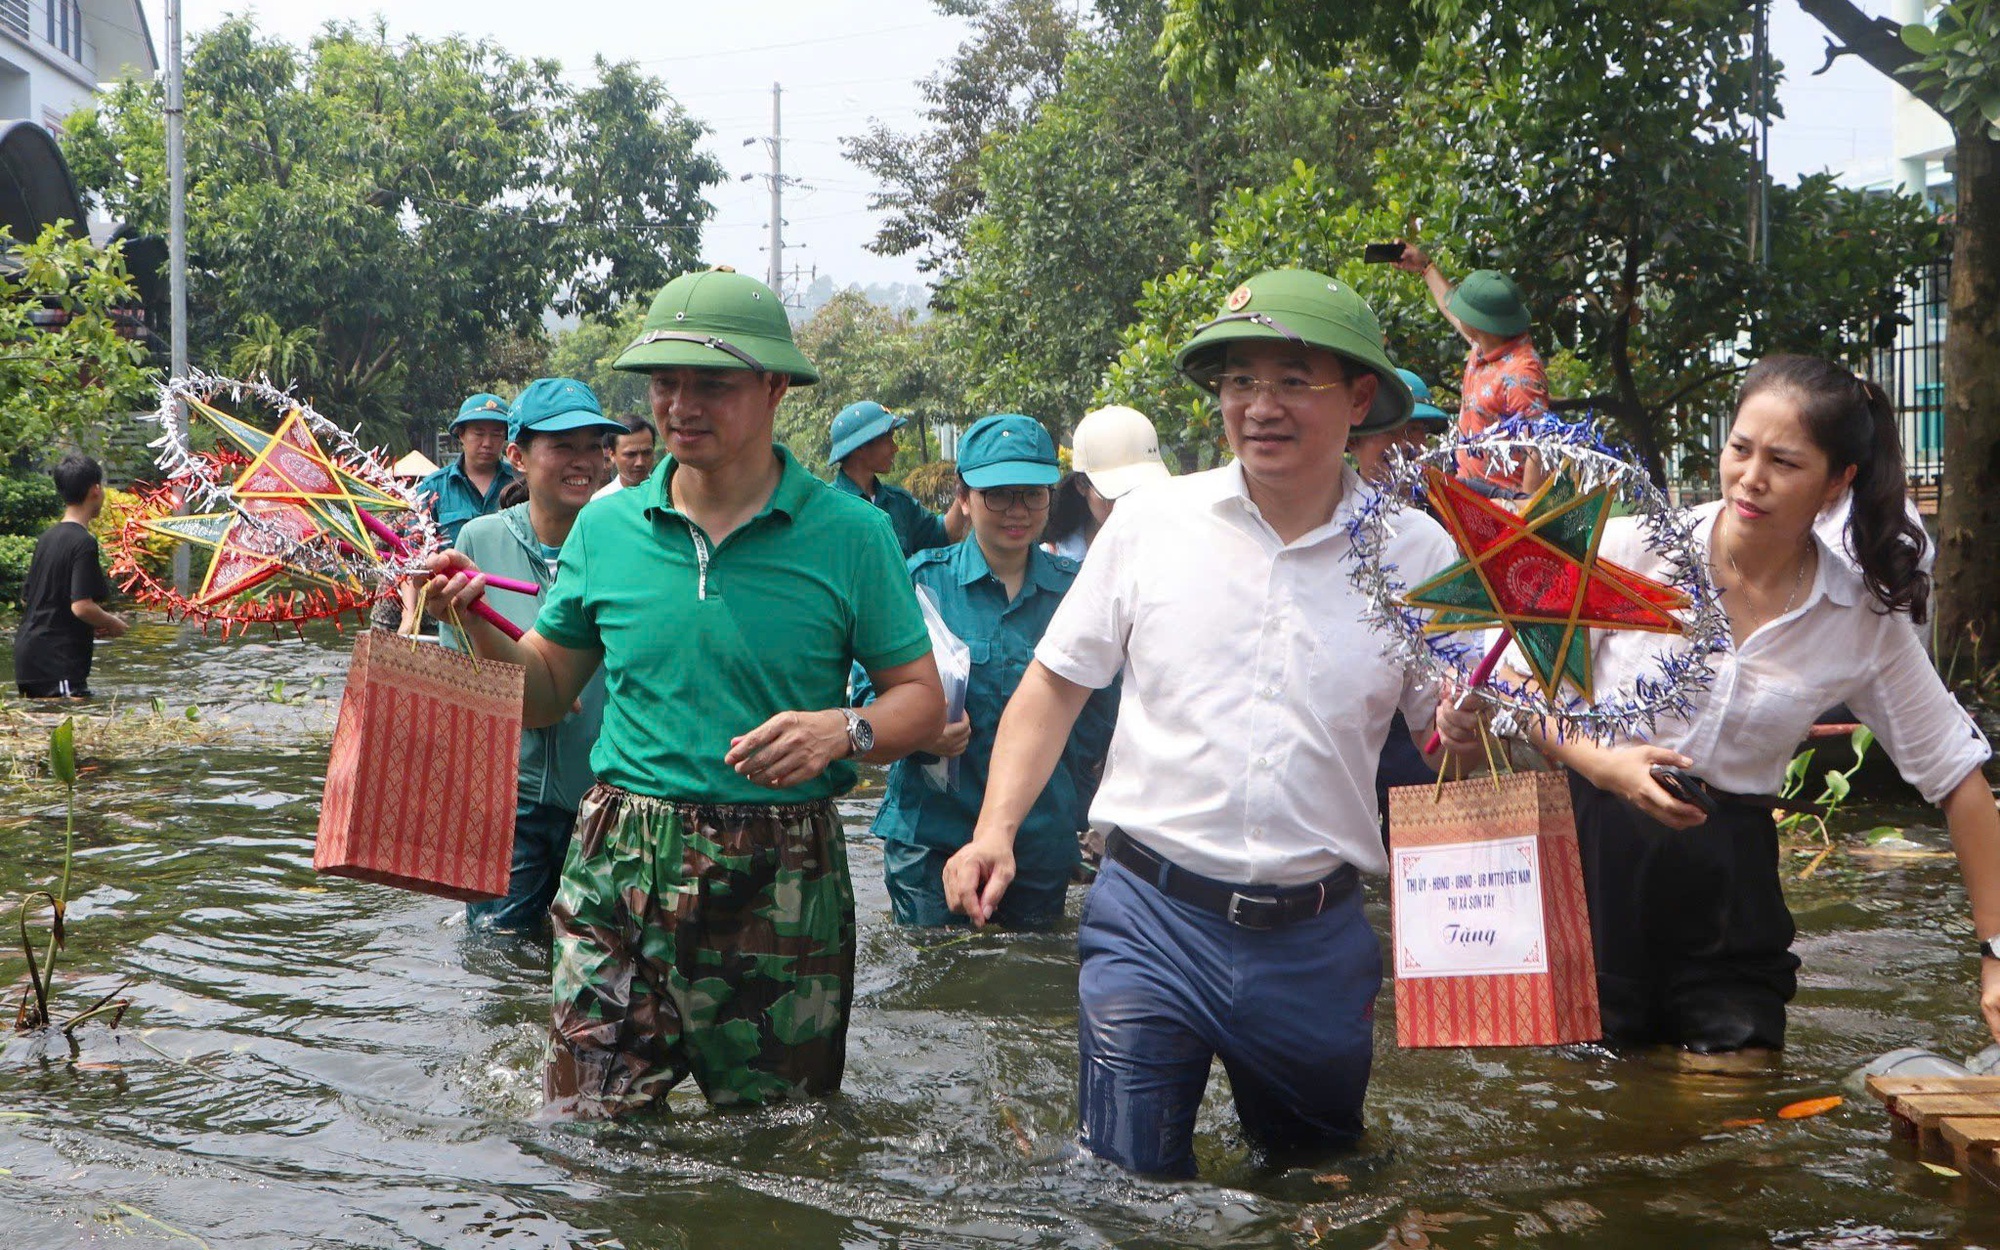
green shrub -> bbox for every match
[0,532,38,606]
[0,473,59,537]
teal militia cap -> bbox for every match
[612,266,819,383]
[1173,269,1413,435]
[1396,368,1450,428]
[506,378,624,444]
[1447,269,1531,339]
[957,414,1061,489]
[829,400,908,465]
[451,392,510,432]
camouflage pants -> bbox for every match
[545,784,855,1114]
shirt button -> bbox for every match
[1256,757,1270,769]
[1261,685,1278,698]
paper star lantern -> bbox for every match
[1401,467,1690,702]
[112,375,444,636]
[191,396,403,558]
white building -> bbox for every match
[0,1,156,133]
[1889,0,1956,203]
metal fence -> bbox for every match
[1870,257,1950,512]
[1669,257,1949,512]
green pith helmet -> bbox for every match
[1447,269,1531,339]
[612,266,819,383]
[451,392,510,432]
[829,400,907,465]
[1174,268,1413,434]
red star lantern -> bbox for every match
[1401,467,1689,702]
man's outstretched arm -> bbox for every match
[942,660,1094,927]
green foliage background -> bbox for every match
[61,16,722,445]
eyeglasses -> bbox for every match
[975,486,1052,513]
[1206,374,1350,404]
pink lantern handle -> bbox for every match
[359,509,528,641]
[1424,627,1514,755]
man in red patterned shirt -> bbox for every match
[1395,246,1548,499]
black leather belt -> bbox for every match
[1104,828,1358,931]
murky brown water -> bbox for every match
[3,621,2000,1248]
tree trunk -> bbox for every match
[1934,124,2000,662]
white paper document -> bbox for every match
[1392,835,1548,980]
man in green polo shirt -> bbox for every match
[427,267,944,1116]
[829,400,967,557]
[416,392,520,544]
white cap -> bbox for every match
[1072,405,1171,500]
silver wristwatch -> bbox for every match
[840,707,875,758]
[1980,935,2000,961]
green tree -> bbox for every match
[1102,21,1938,482]
[1150,0,2000,673]
[1792,0,2000,658]
[943,11,1403,437]
[545,302,651,418]
[778,290,968,474]
[60,16,721,444]
[843,0,1077,276]
[0,223,155,464]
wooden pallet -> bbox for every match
[1867,1075,2000,1186]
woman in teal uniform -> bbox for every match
[865,414,1117,928]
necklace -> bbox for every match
[1720,539,1809,635]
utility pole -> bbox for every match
[766,82,783,292]
[165,0,190,591]
[1750,0,1771,267]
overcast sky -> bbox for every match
[137,0,1903,298]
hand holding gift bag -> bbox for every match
[1388,755,1600,1048]
[315,608,525,901]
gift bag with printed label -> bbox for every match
[1387,768,1600,1047]
[316,627,524,901]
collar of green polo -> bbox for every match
[641,443,814,522]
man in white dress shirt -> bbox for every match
[943,269,1482,1176]
[591,415,658,500]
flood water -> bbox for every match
[3,621,2000,1248]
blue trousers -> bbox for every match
[1077,858,1380,1177]
[466,801,577,935]
[882,840,1069,930]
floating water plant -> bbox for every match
[1790,726,1879,877]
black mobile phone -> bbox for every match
[1649,764,1720,816]
[1363,242,1406,264]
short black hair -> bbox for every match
[603,414,656,449]
[51,454,103,505]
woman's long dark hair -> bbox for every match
[1736,354,1929,623]
[1044,472,1098,549]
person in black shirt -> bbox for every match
[12,455,128,698]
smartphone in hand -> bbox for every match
[1363,242,1406,264]
[1648,764,1720,816]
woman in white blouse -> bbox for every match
[1529,355,2000,1058]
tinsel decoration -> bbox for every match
[110,373,442,636]
[1346,415,1728,743]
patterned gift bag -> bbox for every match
[316,628,524,901]
[1387,768,1601,1047]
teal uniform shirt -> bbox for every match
[864,537,1118,877]
[535,446,931,805]
[832,469,949,558]
[416,457,519,545]
[441,504,606,815]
